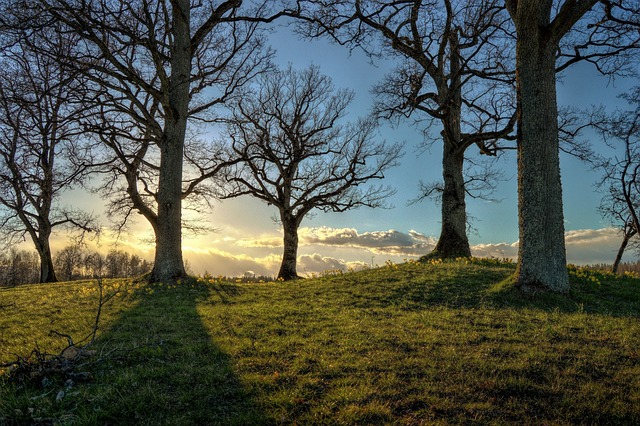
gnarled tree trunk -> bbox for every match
[431,142,471,258]
[35,228,57,283]
[278,212,301,281]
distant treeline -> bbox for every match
[582,261,640,275]
[0,247,152,287]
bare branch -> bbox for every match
[222,64,403,279]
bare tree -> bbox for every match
[11,0,302,282]
[222,65,402,280]
[0,249,39,286]
[0,32,97,283]
[594,86,640,273]
[297,0,517,259]
[505,0,639,292]
[53,243,85,281]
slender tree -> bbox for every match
[504,0,639,292]
[13,0,300,282]
[594,86,640,273]
[223,65,402,280]
[0,32,96,283]
[298,0,517,258]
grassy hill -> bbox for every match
[1,258,639,425]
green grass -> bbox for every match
[1,259,639,425]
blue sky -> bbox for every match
[44,24,638,277]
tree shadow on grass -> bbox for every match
[375,263,640,317]
[77,280,265,425]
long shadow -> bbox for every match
[372,263,640,317]
[78,279,265,425]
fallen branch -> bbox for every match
[2,277,116,388]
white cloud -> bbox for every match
[183,248,370,277]
[237,226,437,256]
[184,247,281,277]
[469,228,629,265]
[39,224,632,278]
[303,227,437,256]
[564,228,626,264]
[236,236,282,248]
[298,253,369,275]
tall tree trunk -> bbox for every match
[35,228,57,283]
[513,15,569,292]
[278,212,300,281]
[430,142,471,258]
[427,30,471,259]
[150,0,190,282]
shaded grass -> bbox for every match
[1,259,639,424]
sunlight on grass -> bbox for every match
[1,259,639,424]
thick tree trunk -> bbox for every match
[35,230,57,283]
[151,135,186,282]
[430,143,471,258]
[150,0,190,282]
[278,213,301,281]
[513,17,569,292]
[427,30,470,260]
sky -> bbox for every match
[44,23,639,277]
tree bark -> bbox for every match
[513,11,569,292]
[430,142,471,258]
[149,0,190,282]
[278,212,301,281]
[427,30,471,259]
[35,229,57,283]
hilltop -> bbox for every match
[1,259,639,425]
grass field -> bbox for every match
[1,258,639,425]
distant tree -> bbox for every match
[0,249,39,286]
[83,251,105,278]
[128,254,144,277]
[54,244,85,281]
[223,65,402,280]
[11,0,302,282]
[0,31,97,283]
[104,249,129,278]
[297,0,517,259]
[505,0,639,292]
[594,86,640,273]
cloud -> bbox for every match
[301,227,437,256]
[183,247,370,277]
[468,228,628,265]
[237,226,437,256]
[236,236,282,248]
[564,228,625,264]
[471,242,519,259]
[565,228,617,245]
[47,227,155,259]
[298,253,369,275]
[42,224,630,278]
[184,247,281,277]
[300,227,436,256]
[168,227,638,276]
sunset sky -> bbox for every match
[44,24,638,277]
